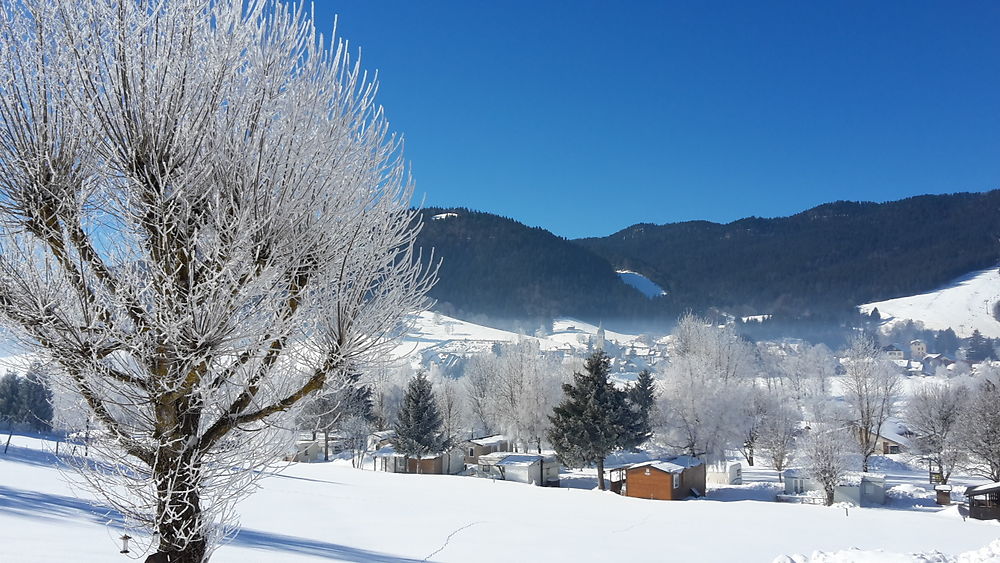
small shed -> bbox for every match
[372,446,464,475]
[462,434,510,465]
[706,461,743,486]
[624,456,705,501]
[783,470,886,506]
[285,439,324,463]
[477,452,560,486]
[965,482,1000,520]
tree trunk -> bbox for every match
[824,485,835,506]
[323,430,329,462]
[155,457,207,563]
[597,458,606,491]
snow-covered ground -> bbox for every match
[390,311,653,367]
[860,268,1000,338]
[2,435,998,562]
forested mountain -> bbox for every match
[416,192,1000,325]
[577,191,1000,316]
[415,209,658,326]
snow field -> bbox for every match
[2,435,998,563]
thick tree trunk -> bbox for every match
[597,458,606,491]
[155,458,208,563]
[824,485,835,506]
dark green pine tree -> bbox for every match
[623,369,656,450]
[0,371,20,423]
[547,351,629,490]
[966,330,996,363]
[19,364,53,432]
[393,372,446,459]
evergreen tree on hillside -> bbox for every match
[393,373,446,459]
[19,364,53,432]
[623,369,656,450]
[548,351,631,490]
[0,371,19,423]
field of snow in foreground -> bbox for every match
[860,268,1000,338]
[2,436,998,562]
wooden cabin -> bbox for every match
[623,456,705,500]
[965,482,1000,520]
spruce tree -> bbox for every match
[393,372,446,459]
[19,364,53,432]
[0,371,20,423]
[547,351,629,490]
[623,369,656,450]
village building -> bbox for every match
[476,452,560,486]
[618,456,706,501]
[910,339,927,359]
[965,482,1000,520]
[462,434,510,465]
[883,344,905,361]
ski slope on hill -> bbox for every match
[616,269,668,298]
[860,268,1000,338]
[2,436,998,562]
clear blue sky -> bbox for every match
[312,1,1000,239]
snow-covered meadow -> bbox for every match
[2,434,998,562]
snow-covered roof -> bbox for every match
[468,434,508,447]
[631,455,702,474]
[497,454,544,466]
[966,482,1000,496]
[478,452,557,466]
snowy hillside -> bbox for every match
[391,311,651,366]
[860,268,1000,338]
[2,435,998,562]
[615,270,668,298]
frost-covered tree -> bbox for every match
[0,1,433,560]
[465,352,502,435]
[842,335,901,472]
[658,314,755,462]
[19,363,53,432]
[800,427,853,506]
[906,382,964,484]
[432,374,467,446]
[548,351,629,490]
[757,395,801,480]
[298,371,373,461]
[394,373,446,458]
[956,371,1000,481]
[340,415,374,469]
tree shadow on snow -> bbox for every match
[0,484,125,527]
[230,528,425,563]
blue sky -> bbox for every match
[314,1,1000,239]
